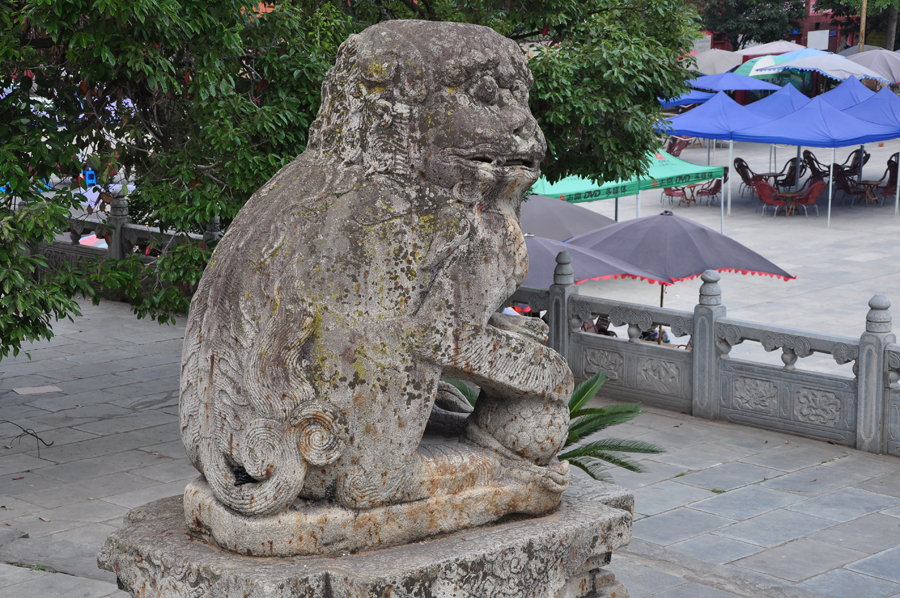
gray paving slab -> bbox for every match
[761,464,870,496]
[855,475,900,499]
[633,508,735,546]
[848,546,900,584]
[1,569,125,597]
[651,583,742,598]
[739,443,848,473]
[668,535,764,566]
[797,568,900,598]
[787,487,900,522]
[808,513,900,555]
[690,486,803,520]
[733,539,868,582]
[823,454,898,478]
[606,560,686,598]
[677,461,780,492]
[713,509,837,548]
[648,443,751,471]
[633,481,715,516]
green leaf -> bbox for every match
[568,370,607,413]
[441,378,479,406]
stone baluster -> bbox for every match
[106,188,132,260]
[548,251,576,359]
[692,270,726,420]
[856,295,895,454]
[203,216,222,244]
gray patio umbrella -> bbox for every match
[520,194,615,241]
[846,49,900,84]
[566,211,794,288]
[566,211,794,341]
[523,236,665,289]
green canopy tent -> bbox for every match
[530,150,724,219]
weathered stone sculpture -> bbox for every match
[100,21,634,597]
[178,19,574,556]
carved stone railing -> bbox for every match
[34,187,212,267]
[508,252,899,457]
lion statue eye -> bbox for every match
[471,76,499,105]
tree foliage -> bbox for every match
[1,0,698,359]
[692,0,807,50]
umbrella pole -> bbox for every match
[828,148,834,228]
[636,191,641,218]
[795,146,801,189]
[658,284,665,345]
[859,144,864,182]
[708,140,711,166]
[896,139,899,215]
[727,140,733,216]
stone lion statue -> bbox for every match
[179,20,573,549]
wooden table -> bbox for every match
[859,180,883,205]
[779,190,806,215]
[757,172,782,185]
[679,183,701,206]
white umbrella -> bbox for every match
[846,49,900,84]
[694,49,742,75]
[758,54,893,85]
[839,45,883,56]
[736,41,805,56]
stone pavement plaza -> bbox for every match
[2,140,900,597]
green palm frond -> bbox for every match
[566,405,645,445]
[568,370,607,413]
[569,438,665,455]
[564,457,613,483]
[558,447,647,473]
[570,403,644,420]
[441,378,479,406]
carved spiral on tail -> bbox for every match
[240,420,285,480]
[292,405,348,466]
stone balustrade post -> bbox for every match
[856,295,894,454]
[106,188,131,260]
[548,251,577,359]
[692,270,726,420]
[203,216,222,244]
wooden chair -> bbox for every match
[789,179,827,217]
[834,168,868,206]
[803,150,831,181]
[840,148,871,178]
[660,187,686,204]
[697,178,722,206]
[755,180,788,218]
[666,137,690,157]
[878,152,898,203]
[774,158,808,191]
[734,158,758,196]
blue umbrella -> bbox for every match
[746,83,810,118]
[843,88,900,214]
[734,96,900,226]
[819,76,876,110]
[690,73,781,92]
[659,88,715,108]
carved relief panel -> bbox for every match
[636,359,681,395]
[583,348,624,384]
[793,388,842,427]
[732,376,778,415]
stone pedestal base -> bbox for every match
[99,475,633,598]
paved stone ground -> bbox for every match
[2,140,900,597]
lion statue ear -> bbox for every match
[291,404,349,466]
